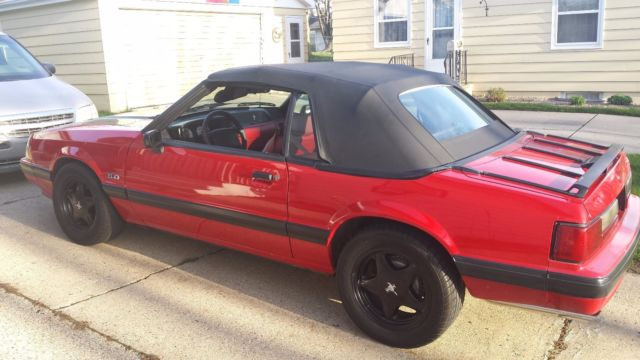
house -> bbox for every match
[332,0,640,103]
[0,0,311,112]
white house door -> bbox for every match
[285,16,305,63]
[425,0,459,73]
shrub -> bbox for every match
[607,94,633,106]
[570,96,586,106]
[485,88,507,103]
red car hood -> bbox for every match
[34,116,153,141]
[461,132,631,218]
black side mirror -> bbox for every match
[143,129,163,153]
[42,62,56,75]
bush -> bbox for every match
[570,96,586,106]
[309,51,333,62]
[607,94,633,106]
[485,88,507,103]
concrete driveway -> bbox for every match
[1,113,640,359]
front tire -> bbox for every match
[53,163,124,245]
[337,225,464,348]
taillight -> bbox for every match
[552,200,620,263]
[552,220,603,263]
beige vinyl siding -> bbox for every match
[462,0,640,101]
[333,0,426,68]
[0,0,110,110]
[332,0,640,102]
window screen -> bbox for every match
[376,0,410,44]
[556,0,601,45]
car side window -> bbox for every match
[288,94,319,160]
[164,86,291,155]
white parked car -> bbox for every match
[0,32,97,173]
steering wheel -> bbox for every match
[201,110,247,149]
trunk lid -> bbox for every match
[459,132,630,218]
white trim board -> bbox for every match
[0,0,71,13]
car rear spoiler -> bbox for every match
[454,135,624,199]
[568,144,623,197]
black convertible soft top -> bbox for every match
[207,62,514,178]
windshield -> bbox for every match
[399,85,493,141]
[184,86,291,115]
[0,35,50,82]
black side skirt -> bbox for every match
[103,185,329,245]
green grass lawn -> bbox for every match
[630,154,640,197]
[629,154,640,271]
[482,102,640,118]
[309,51,333,62]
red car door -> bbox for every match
[124,136,290,258]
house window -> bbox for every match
[375,0,411,47]
[552,0,604,49]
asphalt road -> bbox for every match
[1,111,640,359]
[494,110,640,154]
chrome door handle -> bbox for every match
[252,171,274,183]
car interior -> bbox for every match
[165,86,317,159]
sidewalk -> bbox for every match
[495,110,640,153]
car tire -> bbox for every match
[53,163,124,245]
[337,224,464,348]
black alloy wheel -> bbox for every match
[354,251,431,325]
[53,163,124,245]
[60,180,97,231]
[337,224,464,348]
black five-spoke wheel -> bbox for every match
[355,252,431,323]
[337,225,464,348]
[53,163,124,245]
[60,181,97,230]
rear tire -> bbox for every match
[53,163,124,245]
[337,224,464,348]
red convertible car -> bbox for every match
[21,63,639,348]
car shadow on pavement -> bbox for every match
[0,171,26,185]
[109,224,355,330]
[0,171,41,205]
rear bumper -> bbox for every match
[548,223,639,300]
[0,136,28,173]
[457,195,640,315]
